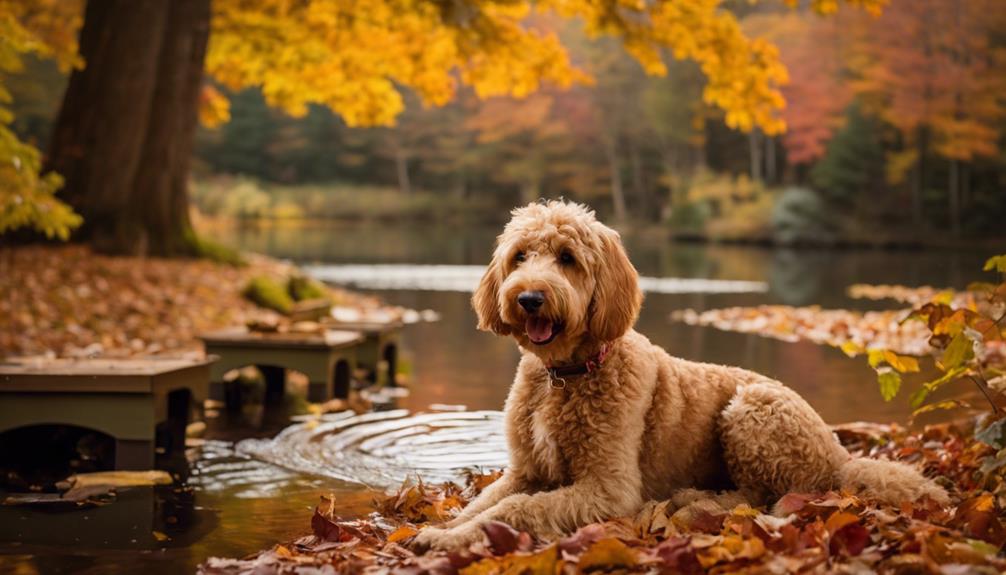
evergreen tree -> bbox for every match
[201,89,276,179]
[811,103,884,207]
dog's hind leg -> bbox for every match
[718,382,948,509]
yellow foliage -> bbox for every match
[205,0,884,134]
[0,0,83,239]
[0,0,893,240]
[206,0,586,127]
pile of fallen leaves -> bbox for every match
[199,423,1006,574]
[670,283,992,358]
[846,284,974,308]
[0,246,378,359]
[671,305,934,355]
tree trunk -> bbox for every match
[132,0,211,256]
[604,135,627,222]
[961,162,971,211]
[47,0,210,256]
[948,159,961,237]
[910,128,927,227]
[749,130,763,183]
[47,0,170,253]
[629,135,648,219]
[394,145,412,195]
[451,171,468,200]
[765,136,777,184]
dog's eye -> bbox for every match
[559,251,575,265]
[514,251,526,263]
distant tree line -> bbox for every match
[3,0,1003,251]
[192,1,1006,240]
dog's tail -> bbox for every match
[836,457,949,506]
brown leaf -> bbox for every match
[558,524,607,556]
[952,492,1006,546]
[653,537,702,574]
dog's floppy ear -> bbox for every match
[472,249,511,335]
[589,228,642,342]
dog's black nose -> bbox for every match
[517,291,545,313]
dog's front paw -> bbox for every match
[410,525,447,551]
[411,524,483,551]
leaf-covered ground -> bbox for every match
[0,246,382,359]
[199,421,1006,574]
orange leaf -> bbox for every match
[387,525,418,543]
[578,538,638,571]
[824,511,859,535]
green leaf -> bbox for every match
[976,419,1006,450]
[909,386,930,409]
[983,254,1006,273]
[878,370,901,402]
[911,366,969,409]
[941,332,974,371]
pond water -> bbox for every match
[1,220,994,574]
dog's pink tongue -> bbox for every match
[525,316,554,343]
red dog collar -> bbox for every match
[546,343,610,388]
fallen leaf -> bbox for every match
[387,525,418,543]
[577,538,638,571]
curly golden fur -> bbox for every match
[414,200,948,550]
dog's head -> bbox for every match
[472,200,642,362]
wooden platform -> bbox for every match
[0,357,214,470]
[325,319,403,386]
[200,327,365,408]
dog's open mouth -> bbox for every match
[525,316,562,345]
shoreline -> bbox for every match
[194,215,1005,253]
[0,245,382,360]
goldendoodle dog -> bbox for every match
[414,200,947,550]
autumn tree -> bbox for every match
[7,0,892,254]
[46,0,211,255]
[747,11,853,170]
[851,0,1006,234]
[0,0,82,240]
[465,91,587,205]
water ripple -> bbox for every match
[235,410,508,488]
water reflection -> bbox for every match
[306,263,768,294]
[237,409,508,488]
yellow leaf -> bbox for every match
[912,399,969,418]
[840,341,864,357]
[934,310,968,337]
[883,351,920,373]
[933,290,955,305]
[461,545,558,575]
[696,535,765,568]
[578,538,638,571]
